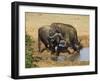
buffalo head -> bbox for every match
[48,31,66,52]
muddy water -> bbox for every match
[57,48,89,62]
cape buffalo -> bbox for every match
[50,23,83,54]
[38,25,66,53]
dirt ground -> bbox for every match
[25,12,89,68]
[32,50,89,68]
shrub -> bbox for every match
[25,34,34,68]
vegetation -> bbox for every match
[25,34,36,68]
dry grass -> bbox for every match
[79,35,89,47]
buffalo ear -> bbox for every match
[78,38,81,45]
[78,38,82,43]
[79,42,83,49]
[80,44,83,49]
[78,38,83,49]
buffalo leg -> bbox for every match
[55,52,60,61]
[38,37,41,52]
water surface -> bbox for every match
[57,48,89,62]
[80,48,89,61]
